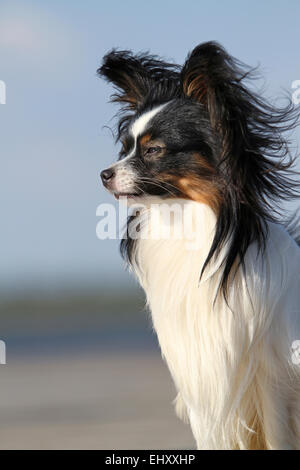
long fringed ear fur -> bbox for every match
[98,50,150,110]
[181,41,300,297]
[98,50,180,139]
[181,41,252,131]
[98,50,180,110]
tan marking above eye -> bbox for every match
[139,133,152,146]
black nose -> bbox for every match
[101,168,115,183]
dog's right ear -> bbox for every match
[98,50,153,110]
[98,49,180,111]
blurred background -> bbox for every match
[0,0,299,449]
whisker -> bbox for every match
[139,177,179,192]
[137,177,178,196]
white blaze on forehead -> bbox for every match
[109,102,169,194]
[130,102,168,142]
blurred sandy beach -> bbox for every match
[0,350,194,450]
[0,289,193,449]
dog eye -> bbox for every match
[145,146,162,156]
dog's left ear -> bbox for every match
[181,41,248,133]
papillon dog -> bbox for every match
[98,42,300,450]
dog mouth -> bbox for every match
[113,192,142,200]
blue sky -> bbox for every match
[0,0,299,294]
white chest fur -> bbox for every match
[131,201,241,440]
[129,198,300,449]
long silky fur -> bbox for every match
[100,42,300,299]
[99,42,300,449]
[129,201,300,449]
